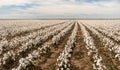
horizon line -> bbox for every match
[0,18,120,20]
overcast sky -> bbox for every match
[0,0,120,19]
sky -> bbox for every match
[0,0,120,19]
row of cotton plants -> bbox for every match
[0,22,71,66]
[51,21,74,46]
[0,22,64,53]
[11,22,74,70]
[56,22,78,70]
[93,26,120,42]
[81,20,120,37]
[99,25,120,36]
[0,21,70,55]
[85,24,120,61]
[0,20,68,41]
[79,23,106,70]
[0,23,42,40]
[98,23,120,34]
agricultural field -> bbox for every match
[0,20,120,70]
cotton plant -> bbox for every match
[12,22,74,70]
[79,23,107,70]
[56,23,78,70]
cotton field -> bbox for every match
[0,20,120,70]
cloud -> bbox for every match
[0,0,120,19]
[22,0,120,14]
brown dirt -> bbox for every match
[33,22,75,70]
[1,21,120,70]
[85,25,120,70]
[0,22,70,70]
[0,21,66,55]
[70,23,93,70]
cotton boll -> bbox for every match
[64,64,67,68]
[60,67,64,70]
[57,68,60,70]
[67,68,70,70]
